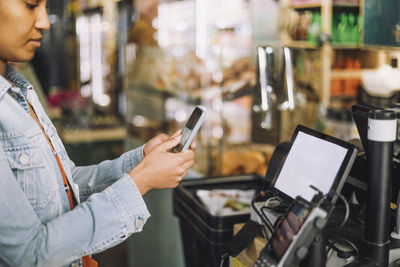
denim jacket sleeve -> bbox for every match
[0,143,150,267]
[68,146,145,201]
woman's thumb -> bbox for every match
[158,134,182,151]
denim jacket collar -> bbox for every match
[0,64,33,99]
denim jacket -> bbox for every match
[0,65,150,267]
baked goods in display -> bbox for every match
[214,146,272,176]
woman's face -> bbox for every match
[0,0,50,65]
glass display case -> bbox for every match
[124,0,275,177]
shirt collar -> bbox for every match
[0,73,11,100]
[0,64,33,99]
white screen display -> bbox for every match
[274,131,348,201]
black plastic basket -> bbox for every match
[173,175,263,267]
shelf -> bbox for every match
[131,83,202,105]
[331,44,361,49]
[330,95,357,101]
[331,69,375,79]
[331,44,400,51]
[285,43,379,51]
[332,2,359,8]
[173,92,202,105]
[290,1,359,9]
[285,42,367,50]
[290,2,322,9]
[283,41,320,49]
[331,69,362,79]
[60,127,127,144]
[358,45,400,51]
[223,85,254,102]
[131,83,175,98]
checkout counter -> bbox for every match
[174,103,400,267]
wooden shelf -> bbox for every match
[290,0,359,9]
[130,83,202,105]
[331,69,375,79]
[60,127,127,144]
[290,2,322,9]
[332,44,361,49]
[330,95,357,101]
[286,42,363,50]
[283,41,320,49]
[223,85,255,102]
[332,2,359,8]
[359,45,400,51]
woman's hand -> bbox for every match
[143,133,170,156]
[130,134,195,195]
[143,130,195,156]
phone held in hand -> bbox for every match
[172,105,207,152]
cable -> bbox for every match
[252,193,290,240]
[307,185,352,260]
[326,238,359,259]
[265,196,282,207]
[324,191,352,259]
[251,193,274,238]
[334,192,350,229]
[325,191,350,235]
[219,253,229,267]
[309,185,350,230]
[331,238,359,255]
[260,206,275,234]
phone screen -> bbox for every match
[173,107,204,152]
[185,107,203,130]
[268,198,311,260]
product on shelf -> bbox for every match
[212,145,274,176]
[332,11,360,45]
[330,57,361,98]
[168,51,206,94]
[286,9,321,44]
[297,10,313,41]
[293,49,321,91]
[219,57,257,98]
[307,11,321,44]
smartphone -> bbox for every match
[254,196,327,267]
[172,105,207,152]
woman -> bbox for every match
[0,1,195,266]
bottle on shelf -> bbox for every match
[337,12,349,44]
[307,11,321,45]
[348,13,358,44]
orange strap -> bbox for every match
[54,154,98,267]
[26,101,97,267]
[54,154,76,208]
[82,255,98,267]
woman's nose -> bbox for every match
[35,5,50,31]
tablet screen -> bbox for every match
[274,127,352,202]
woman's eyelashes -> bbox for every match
[26,3,38,10]
[25,1,39,10]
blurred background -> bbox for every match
[24,0,400,266]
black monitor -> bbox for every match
[271,125,358,203]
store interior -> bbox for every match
[26,0,400,266]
